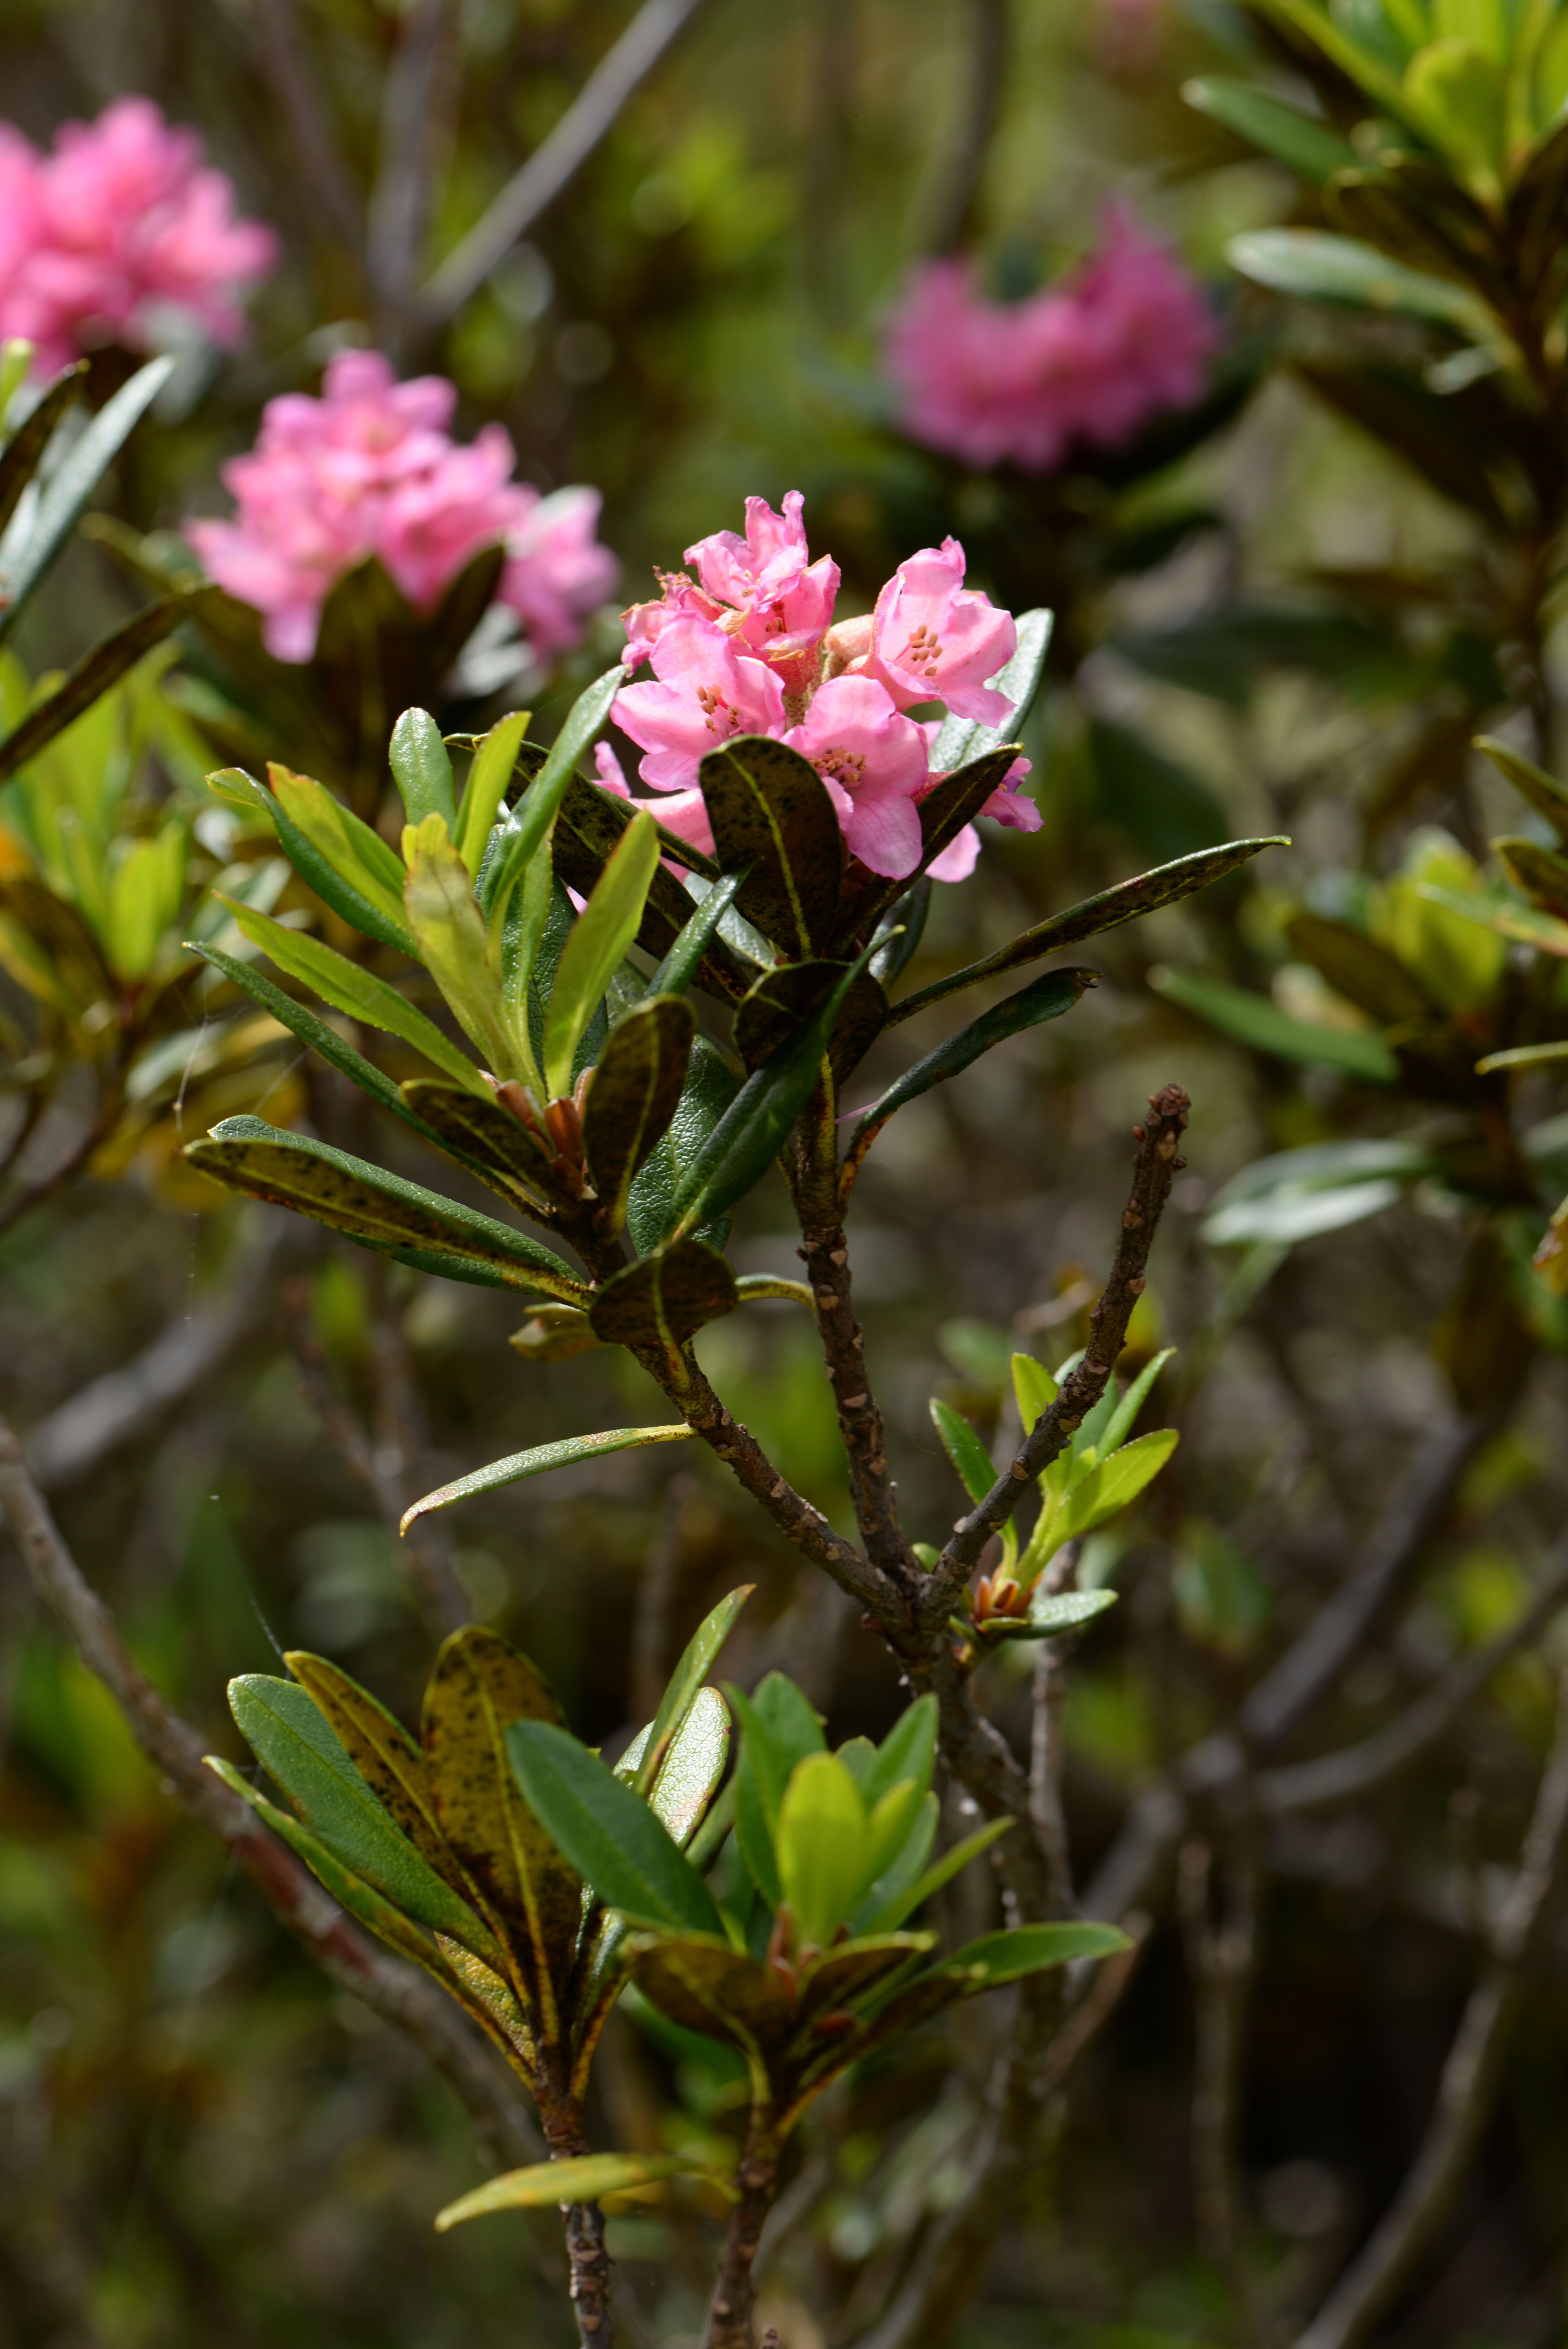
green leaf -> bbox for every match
[1059,1428,1179,1544]
[727,1673,826,1910]
[624,1928,793,2050]
[889,839,1287,1023]
[543,809,660,1098]
[104,822,186,980]
[861,1695,938,1811]
[1012,1351,1057,1429]
[845,967,1094,1189]
[0,362,83,544]
[389,708,457,832]
[975,1588,1122,1644]
[1150,964,1399,1082]
[1476,735,1568,847]
[860,1815,1011,1936]
[621,1683,736,1849]
[1182,75,1361,180]
[1094,1348,1177,1458]
[221,897,489,1095]
[670,943,881,1238]
[397,1080,559,1206]
[403,811,522,1078]
[1495,835,1568,919]
[422,1626,579,2023]
[632,1585,752,1802]
[626,1034,743,1256]
[505,1720,725,1937]
[1226,229,1502,342]
[931,1399,997,1508]
[479,665,623,920]
[226,1674,499,1955]
[698,734,843,957]
[1204,1135,1431,1246]
[262,764,417,955]
[0,355,174,645]
[401,1422,697,1531]
[455,709,530,875]
[435,2152,720,2230]
[587,1237,738,1352]
[939,1920,1131,1989]
[647,871,748,996]
[777,1754,867,1950]
[925,609,1053,775]
[282,1650,471,1891]
[583,994,695,1232]
[1404,38,1506,187]
[1477,1041,1568,1073]
[184,1116,586,1299]
[0,586,213,785]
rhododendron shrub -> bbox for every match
[0,98,276,374]
[608,492,1040,880]
[886,207,1218,474]
[186,350,618,665]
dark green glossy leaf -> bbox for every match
[401,1423,697,1530]
[184,1116,586,1298]
[625,1929,793,2047]
[422,1627,579,2022]
[647,871,748,996]
[389,708,457,831]
[283,1650,468,1889]
[844,967,1094,1188]
[1182,73,1359,179]
[583,984,697,1224]
[397,1079,561,1208]
[0,585,213,784]
[0,356,174,644]
[938,1920,1131,1987]
[698,734,844,957]
[226,1674,500,1956]
[505,1720,724,1937]
[626,1032,743,1256]
[587,1237,737,1351]
[888,838,1286,1021]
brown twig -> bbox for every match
[0,1410,539,2178]
[1292,1664,1568,2349]
[706,2115,780,2349]
[798,1221,914,1589]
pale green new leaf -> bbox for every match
[1059,1428,1180,1544]
[456,709,530,875]
[389,708,457,832]
[401,1423,696,1530]
[403,811,519,1078]
[777,1754,866,1950]
[542,809,660,1099]
[860,1815,1011,1936]
[435,2152,721,2230]
[939,1920,1131,1989]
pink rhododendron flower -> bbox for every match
[185,351,618,664]
[609,494,1035,884]
[0,98,276,376]
[885,208,1218,476]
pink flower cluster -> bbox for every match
[0,98,276,378]
[603,492,1038,883]
[885,208,1218,475]
[186,351,620,664]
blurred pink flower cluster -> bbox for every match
[603,492,1038,882]
[187,351,619,665]
[885,208,1218,474]
[0,97,276,377]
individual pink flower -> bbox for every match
[185,350,618,664]
[685,492,841,701]
[885,209,1217,476]
[612,615,788,793]
[0,98,276,377]
[783,675,930,878]
[864,538,1016,724]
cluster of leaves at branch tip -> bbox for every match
[173,620,1277,1516]
[933,1345,1177,1641]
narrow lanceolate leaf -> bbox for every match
[777,1754,868,1951]
[1495,836,1568,919]
[219,898,489,1095]
[626,1035,743,1256]
[436,2153,718,2231]
[0,361,83,544]
[860,1816,1012,1936]
[939,1920,1131,1987]
[422,1627,581,2025]
[647,871,748,997]
[632,1585,752,1802]
[1477,1041,1568,1074]
[1183,75,1360,180]
[505,1720,725,1937]
[0,354,174,643]
[1476,735,1568,847]
[640,1686,732,1848]
[226,1675,501,1957]
[399,1080,559,1208]
[1151,965,1398,1082]
[389,708,457,831]
[890,839,1288,1021]
[670,943,881,1238]
[583,994,695,1232]
[543,809,661,1099]
[1226,230,1502,341]
[283,1650,467,1890]
[403,812,520,1077]
[843,967,1095,1194]
[401,1423,697,1532]
[481,665,624,919]
[258,765,417,955]
[698,734,845,957]
[588,1238,738,1353]
[184,1116,586,1300]
[0,585,213,784]
[456,709,531,874]
[1060,1428,1180,1543]
[931,1399,997,1506]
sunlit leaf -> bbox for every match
[401,1422,697,1531]
[435,2152,720,2230]
[505,1720,725,1936]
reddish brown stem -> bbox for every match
[706,2118,779,2349]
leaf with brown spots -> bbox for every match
[284,1650,470,1891]
[422,1627,583,2037]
